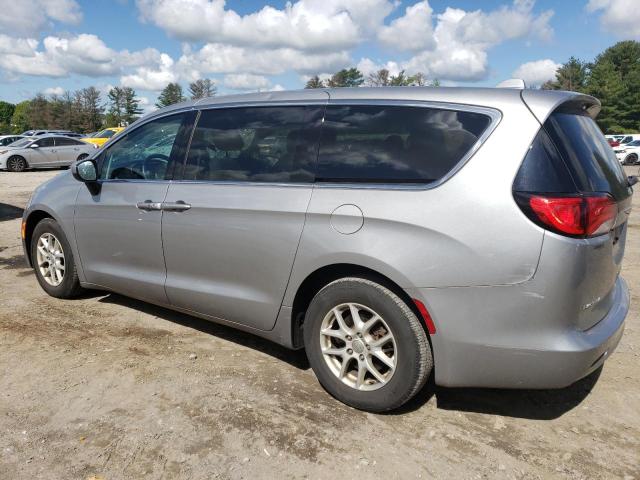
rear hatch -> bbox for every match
[514,97,633,330]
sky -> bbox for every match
[0,0,637,112]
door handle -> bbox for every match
[136,200,163,211]
[162,201,191,212]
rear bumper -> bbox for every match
[406,276,628,389]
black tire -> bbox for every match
[628,153,639,165]
[7,155,27,172]
[77,153,89,161]
[303,277,432,412]
[31,218,83,299]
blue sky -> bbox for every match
[0,0,636,110]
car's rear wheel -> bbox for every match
[627,153,639,165]
[303,277,432,412]
[31,218,83,298]
[7,155,27,172]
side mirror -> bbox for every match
[72,159,98,182]
[30,143,39,148]
[72,159,101,195]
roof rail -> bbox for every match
[496,78,526,89]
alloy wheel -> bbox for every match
[319,302,397,391]
[36,233,65,286]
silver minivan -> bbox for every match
[22,87,633,411]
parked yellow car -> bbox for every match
[82,127,125,147]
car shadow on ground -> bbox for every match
[0,203,24,221]
[96,292,310,370]
[81,290,601,420]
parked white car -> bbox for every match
[614,139,640,165]
[0,135,97,172]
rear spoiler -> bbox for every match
[521,90,601,124]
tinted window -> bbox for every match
[183,106,323,183]
[544,112,631,200]
[513,129,577,193]
[316,105,491,183]
[12,138,31,148]
[99,114,186,180]
[35,137,54,147]
[55,137,82,146]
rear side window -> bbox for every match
[183,106,323,183]
[544,111,630,200]
[316,105,491,183]
[55,137,82,146]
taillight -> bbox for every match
[515,193,617,238]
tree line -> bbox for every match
[305,68,439,88]
[542,40,640,133]
[0,78,217,135]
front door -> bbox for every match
[162,104,324,330]
[28,137,58,167]
[74,112,191,304]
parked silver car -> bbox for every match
[0,135,96,171]
[21,86,634,411]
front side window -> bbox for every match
[316,105,492,183]
[34,137,55,148]
[99,114,186,180]
[183,106,323,183]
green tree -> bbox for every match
[366,69,391,86]
[0,101,15,133]
[107,87,125,126]
[122,87,142,125]
[586,59,627,133]
[304,75,324,89]
[28,94,50,129]
[156,83,185,108]
[10,101,31,133]
[327,68,364,88]
[76,86,104,132]
[542,57,588,92]
[189,78,216,99]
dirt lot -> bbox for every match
[0,169,639,480]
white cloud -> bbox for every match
[0,0,82,37]
[121,53,178,91]
[376,0,554,82]
[378,1,435,52]
[175,43,350,77]
[223,73,271,90]
[512,59,560,86]
[587,0,640,38]
[356,58,402,77]
[136,0,394,52]
[43,86,65,96]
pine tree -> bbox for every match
[156,83,185,108]
[326,68,364,88]
[107,87,125,126]
[304,75,324,89]
[122,87,142,125]
[189,79,216,99]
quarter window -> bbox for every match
[316,105,491,183]
[183,106,323,183]
[99,113,187,180]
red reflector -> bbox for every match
[412,299,436,335]
[528,194,617,238]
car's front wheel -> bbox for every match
[31,218,83,298]
[304,277,432,412]
[7,156,27,172]
[626,153,639,165]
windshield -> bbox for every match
[10,138,32,148]
[96,129,116,138]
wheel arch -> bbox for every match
[289,263,431,349]
[7,154,28,170]
[23,209,55,267]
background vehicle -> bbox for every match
[615,139,640,165]
[0,135,26,146]
[81,127,125,147]
[0,135,96,172]
[21,87,632,412]
[20,130,83,138]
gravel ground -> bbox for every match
[0,168,639,480]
